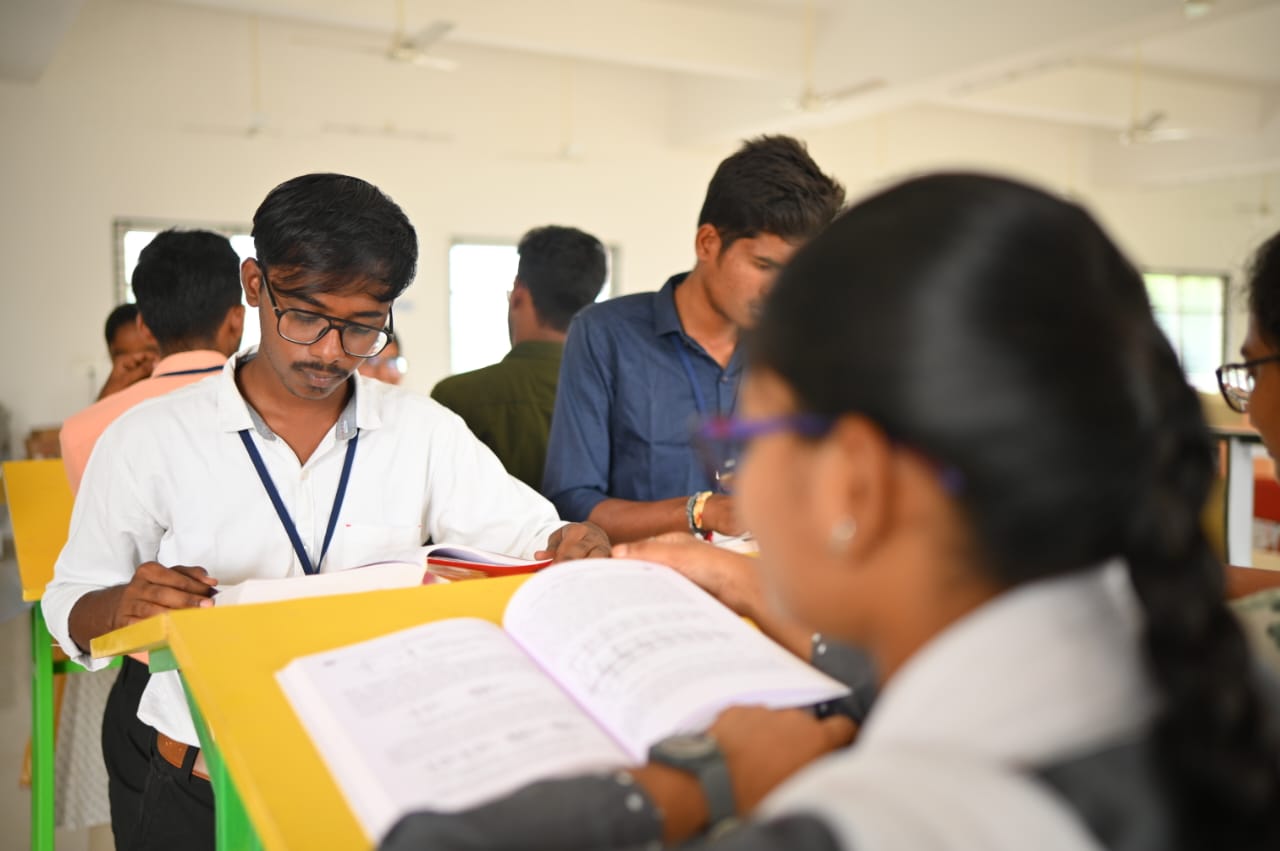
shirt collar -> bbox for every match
[215,348,380,439]
[149,350,227,378]
[504,340,564,362]
[857,560,1154,764]
[652,273,690,338]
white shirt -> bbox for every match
[760,562,1158,851]
[44,351,566,745]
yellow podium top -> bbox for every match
[93,576,529,851]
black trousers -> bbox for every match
[102,656,214,850]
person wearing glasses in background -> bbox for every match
[360,337,408,385]
[42,173,609,850]
[1213,230,1280,599]
[383,176,1280,851]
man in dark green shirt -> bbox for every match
[432,226,607,489]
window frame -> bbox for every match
[1141,266,1230,392]
[113,218,254,303]
[445,235,621,375]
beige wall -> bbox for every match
[1,0,1275,446]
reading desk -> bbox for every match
[92,576,531,851]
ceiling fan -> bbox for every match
[184,18,283,139]
[509,62,587,164]
[784,0,884,112]
[322,120,453,144]
[296,0,457,72]
[1118,45,1191,145]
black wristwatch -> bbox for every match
[648,733,737,834]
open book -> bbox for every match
[214,544,552,606]
[276,559,849,841]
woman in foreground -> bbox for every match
[383,175,1280,850]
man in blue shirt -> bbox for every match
[542,136,845,543]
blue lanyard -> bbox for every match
[154,365,223,379]
[672,338,742,419]
[237,429,359,576]
[672,339,710,418]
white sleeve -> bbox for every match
[42,423,165,670]
[420,406,565,559]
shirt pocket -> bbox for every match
[329,523,425,571]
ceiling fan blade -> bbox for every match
[402,53,457,71]
[404,19,455,51]
[322,121,453,143]
[815,78,886,104]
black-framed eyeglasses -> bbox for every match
[1216,354,1280,414]
[258,263,394,359]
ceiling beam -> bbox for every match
[1091,108,1280,185]
[0,0,85,83]
[940,61,1275,138]
[156,0,805,81]
[667,0,1278,144]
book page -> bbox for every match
[276,617,630,842]
[214,560,430,606]
[503,559,850,760]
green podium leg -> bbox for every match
[30,603,54,851]
[152,649,263,851]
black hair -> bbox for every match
[251,173,417,302]
[130,229,242,348]
[697,135,845,250]
[751,173,1280,849]
[516,225,608,331]
[1247,230,1280,346]
[104,303,141,348]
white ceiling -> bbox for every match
[4,0,1278,185]
[1101,1,1280,84]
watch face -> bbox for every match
[656,734,718,761]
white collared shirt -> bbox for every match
[760,562,1157,851]
[44,350,565,744]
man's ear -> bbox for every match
[693,223,722,266]
[509,280,530,310]
[242,258,263,307]
[219,304,246,354]
[134,312,158,346]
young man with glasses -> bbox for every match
[43,173,608,850]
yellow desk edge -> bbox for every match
[2,459,75,602]
[94,577,529,851]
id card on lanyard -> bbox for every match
[238,429,359,575]
[672,337,740,490]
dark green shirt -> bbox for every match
[430,341,563,490]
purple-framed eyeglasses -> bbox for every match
[696,413,834,444]
[693,414,833,494]
[694,413,965,496]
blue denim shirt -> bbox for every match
[541,274,745,521]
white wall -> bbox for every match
[0,0,722,443]
[1,0,1275,448]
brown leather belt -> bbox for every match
[156,732,211,781]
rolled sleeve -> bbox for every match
[43,425,162,669]
[541,314,614,521]
[381,773,663,851]
[809,636,879,724]
[423,404,565,558]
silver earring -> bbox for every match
[828,517,857,555]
